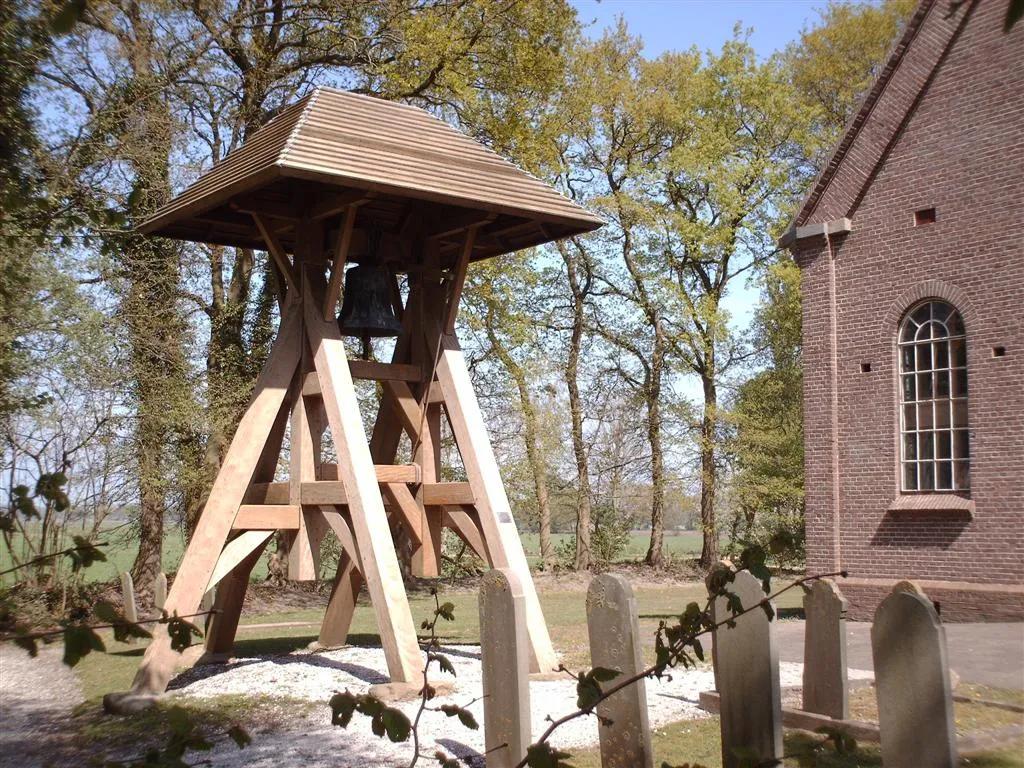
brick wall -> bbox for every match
[793,0,1024,619]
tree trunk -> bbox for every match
[698,372,719,568]
[645,328,666,567]
[509,357,554,570]
[567,316,592,571]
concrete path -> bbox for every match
[776,620,1024,690]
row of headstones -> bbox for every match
[120,571,215,624]
[708,572,958,768]
[478,568,958,768]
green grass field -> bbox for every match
[2,528,710,585]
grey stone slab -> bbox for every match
[586,574,653,768]
[802,579,849,719]
[120,572,138,624]
[712,570,783,768]
[479,569,530,768]
[154,572,168,612]
[871,584,958,768]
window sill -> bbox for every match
[888,494,974,516]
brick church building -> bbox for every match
[783,0,1023,619]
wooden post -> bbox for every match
[302,270,421,682]
[436,333,557,674]
[104,304,303,710]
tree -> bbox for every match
[464,255,557,570]
[728,260,804,563]
[784,0,917,154]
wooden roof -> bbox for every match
[140,88,603,262]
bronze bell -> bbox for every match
[338,263,402,337]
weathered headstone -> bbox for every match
[802,579,848,719]
[586,574,653,768]
[871,584,957,768]
[153,572,168,612]
[479,569,530,768]
[120,572,138,624]
[712,570,783,768]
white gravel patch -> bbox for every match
[166,644,874,767]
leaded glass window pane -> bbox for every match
[898,300,970,493]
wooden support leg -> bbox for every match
[204,541,268,656]
[437,334,558,674]
[104,305,303,710]
[318,508,365,648]
[444,506,491,565]
[303,271,421,683]
[413,403,443,577]
[319,552,364,648]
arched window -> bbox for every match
[899,300,969,492]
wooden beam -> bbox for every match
[243,482,289,505]
[443,225,479,334]
[300,481,348,505]
[317,464,420,484]
[320,549,363,648]
[322,201,364,321]
[111,305,302,703]
[289,379,319,580]
[444,505,491,565]
[303,269,421,683]
[232,504,301,530]
[382,380,423,439]
[230,196,299,221]
[425,211,496,241]
[381,483,423,545]
[206,530,275,593]
[253,214,297,295]
[422,482,475,506]
[437,333,558,674]
[204,541,269,655]
[309,189,374,222]
[303,362,424,395]
[349,360,423,382]
[318,507,363,569]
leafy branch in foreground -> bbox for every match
[0,531,210,666]
[330,588,482,767]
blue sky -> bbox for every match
[571,0,826,57]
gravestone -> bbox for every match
[479,569,530,768]
[802,579,848,719]
[586,574,653,768]
[120,572,138,624]
[712,570,782,768]
[153,572,168,612]
[871,584,957,768]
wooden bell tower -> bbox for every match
[105,88,603,710]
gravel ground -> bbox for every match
[163,644,874,768]
[0,646,85,768]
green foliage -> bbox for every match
[782,0,917,153]
[575,666,621,711]
[439,703,479,730]
[727,260,805,568]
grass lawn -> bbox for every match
[568,718,1024,768]
[2,528,714,585]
